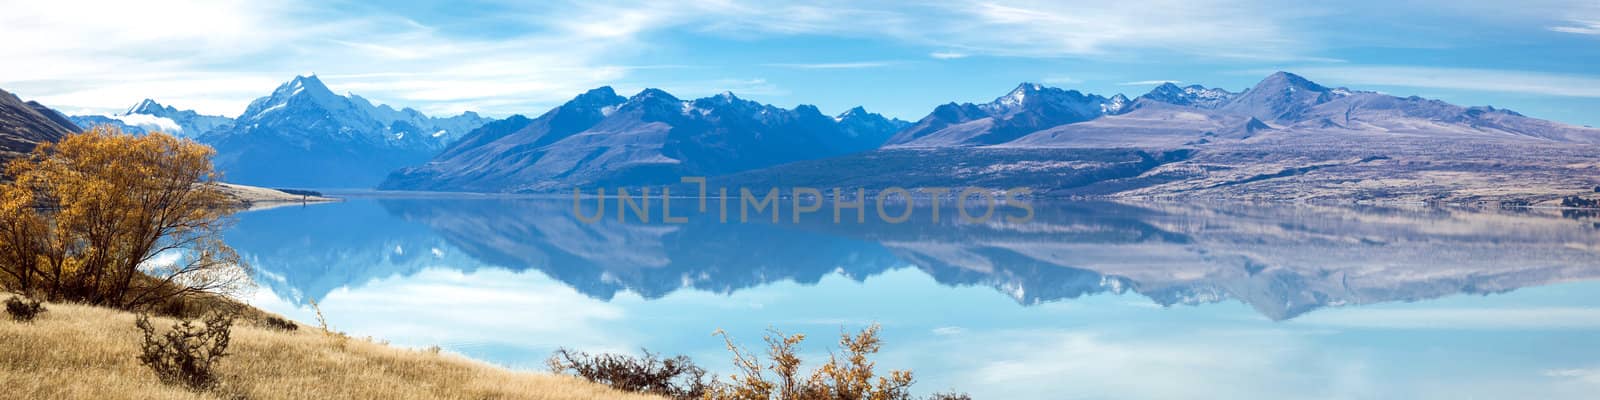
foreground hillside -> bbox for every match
[0,295,659,400]
[0,88,78,161]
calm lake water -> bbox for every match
[231,197,1600,399]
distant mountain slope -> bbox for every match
[884,83,1128,147]
[718,72,1600,203]
[66,115,148,135]
[69,99,233,137]
[382,88,905,192]
[933,72,1600,149]
[200,75,490,188]
[0,88,78,161]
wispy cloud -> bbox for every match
[761,61,898,69]
[1284,66,1600,97]
[1120,80,1181,86]
[6,0,1595,120]
[0,0,655,117]
[1551,19,1600,35]
[571,0,1325,61]
[1041,75,1082,85]
[1545,368,1600,384]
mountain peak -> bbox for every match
[123,98,169,115]
[630,88,679,103]
[579,86,618,99]
[569,86,626,108]
[1012,82,1046,92]
[1256,71,1329,93]
[993,82,1054,109]
[837,106,870,118]
[275,74,337,100]
[1139,83,1236,109]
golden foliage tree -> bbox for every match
[0,126,248,309]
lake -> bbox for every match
[230,197,1600,399]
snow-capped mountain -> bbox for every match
[381,87,904,192]
[833,106,910,153]
[713,71,1600,203]
[69,99,233,138]
[125,99,233,137]
[1136,82,1236,109]
[885,82,1130,147]
[200,75,491,188]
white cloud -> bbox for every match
[1284,66,1600,98]
[111,114,185,133]
[1041,75,1082,85]
[761,61,898,69]
[1545,368,1600,384]
[249,267,634,357]
[1551,19,1600,35]
[0,0,651,118]
[928,329,1373,399]
[928,0,1315,60]
[7,0,1590,119]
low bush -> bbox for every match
[4,296,46,322]
[261,316,298,331]
[1561,196,1599,208]
[554,324,953,400]
[135,312,234,391]
[927,392,973,400]
[547,348,708,399]
[708,324,915,400]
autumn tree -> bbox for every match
[0,126,248,310]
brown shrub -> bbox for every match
[547,348,708,399]
[708,324,915,400]
[261,315,298,331]
[4,295,45,322]
[135,311,234,391]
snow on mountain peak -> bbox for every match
[123,98,169,115]
[996,82,1047,108]
[1102,94,1130,114]
[1139,82,1236,109]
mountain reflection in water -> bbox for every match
[231,198,1600,320]
[228,198,1600,399]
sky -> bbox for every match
[3,0,1599,126]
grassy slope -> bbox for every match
[0,296,661,400]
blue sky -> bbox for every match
[4,0,1599,126]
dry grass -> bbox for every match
[0,295,662,400]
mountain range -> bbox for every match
[381,87,908,192]
[68,99,233,138]
[376,71,1600,202]
[10,71,1600,202]
[50,75,491,188]
[196,75,492,187]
